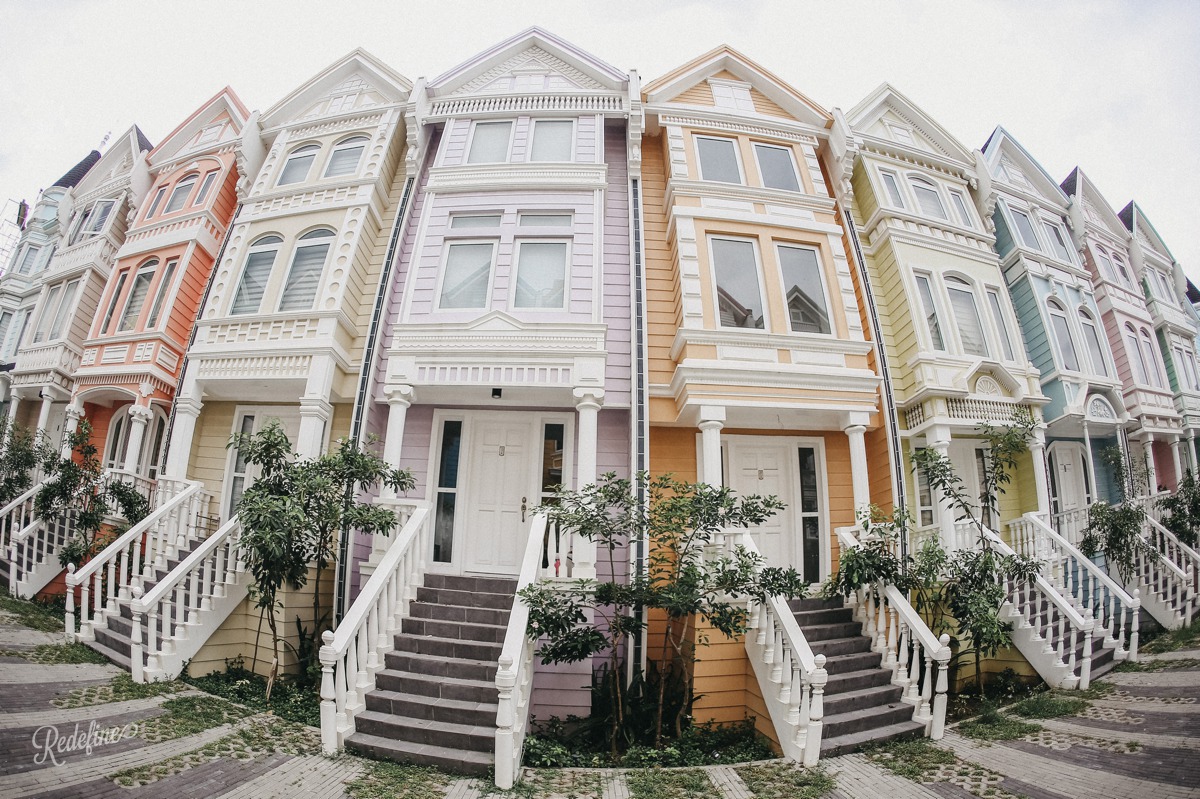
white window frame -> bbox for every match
[949,190,975,229]
[986,288,1016,361]
[914,273,945,351]
[145,258,178,329]
[327,92,358,115]
[1008,205,1042,251]
[224,406,303,517]
[277,229,336,313]
[528,119,575,163]
[323,136,369,178]
[196,123,224,146]
[1078,309,1109,377]
[708,79,755,112]
[879,169,905,209]
[100,271,127,335]
[1041,218,1074,264]
[517,213,572,228]
[69,199,115,245]
[436,239,497,311]
[775,242,832,335]
[1094,247,1117,282]
[465,121,513,164]
[510,238,570,311]
[118,261,158,332]
[1125,323,1149,384]
[277,144,320,186]
[913,449,938,528]
[163,175,198,215]
[14,244,41,275]
[1141,329,1164,387]
[886,123,915,145]
[144,186,167,220]
[944,275,990,357]
[450,214,503,229]
[695,135,744,185]
[752,142,801,192]
[193,170,218,206]
[3,309,31,359]
[1047,300,1080,373]
[908,175,948,221]
[230,234,283,315]
[708,235,768,331]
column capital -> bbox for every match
[384,384,415,407]
[128,403,154,424]
[842,411,871,431]
[174,396,204,418]
[65,401,85,420]
[698,405,726,425]
[572,388,605,409]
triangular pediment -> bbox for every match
[644,46,831,130]
[1119,202,1174,262]
[429,28,626,97]
[1063,168,1127,243]
[464,310,528,333]
[74,125,151,197]
[261,49,411,131]
[981,127,1069,207]
[846,84,971,164]
[148,87,250,167]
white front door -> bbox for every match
[1050,443,1090,513]
[724,437,826,582]
[463,418,535,575]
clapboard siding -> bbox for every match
[601,122,632,405]
[440,115,601,167]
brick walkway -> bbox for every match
[1,606,1197,799]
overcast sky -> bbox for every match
[2,0,1197,277]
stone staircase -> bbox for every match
[791,597,925,756]
[345,573,516,775]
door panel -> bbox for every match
[731,445,792,569]
[464,419,533,575]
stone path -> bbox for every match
[0,606,1197,799]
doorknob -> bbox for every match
[521,496,527,522]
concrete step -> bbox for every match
[824,667,894,694]
[820,650,884,675]
[394,633,502,661]
[374,669,496,704]
[802,622,864,643]
[820,719,926,757]
[345,731,493,776]
[407,600,510,627]
[353,710,493,753]
[792,607,856,627]
[383,650,498,683]
[789,597,845,613]
[83,637,132,671]
[364,689,497,727]
[423,573,517,594]
[822,683,907,717]
[401,616,507,644]
[821,701,916,740]
[811,635,874,658]
[414,585,513,610]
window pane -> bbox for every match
[947,284,989,356]
[754,144,800,191]
[0,313,11,353]
[437,421,463,488]
[519,214,572,227]
[35,285,61,342]
[514,242,567,308]
[697,137,740,184]
[440,243,493,308]
[49,281,79,340]
[1095,249,1116,281]
[194,172,218,205]
[1043,222,1072,262]
[711,238,764,329]
[451,215,502,229]
[530,121,572,162]
[164,178,196,214]
[1011,209,1041,250]
[146,260,177,328]
[467,122,512,163]
[230,249,277,315]
[915,456,936,527]
[798,447,819,513]
[278,148,317,185]
[1141,335,1162,387]
[881,172,904,207]
[910,179,947,219]
[540,424,565,494]
[278,241,331,311]
[324,141,366,177]
[88,201,114,234]
[987,290,1015,361]
[118,270,154,331]
[146,187,166,219]
[16,245,41,275]
[778,245,830,334]
[1081,320,1108,377]
[1126,330,1148,383]
[950,191,974,228]
[915,275,944,350]
[1050,311,1079,371]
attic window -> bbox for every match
[196,123,224,146]
[708,79,754,113]
[327,93,358,115]
[886,124,914,145]
[514,72,550,92]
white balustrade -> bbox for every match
[1139,516,1198,627]
[1049,508,1089,549]
[319,504,430,754]
[494,513,546,789]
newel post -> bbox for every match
[64,564,76,642]
[130,586,144,684]
[930,633,951,740]
[803,654,827,767]
[1129,589,1140,662]
[320,630,338,755]
[495,655,517,789]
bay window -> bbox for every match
[945,276,988,357]
[711,237,765,329]
[696,136,741,184]
[278,229,335,312]
[777,244,830,334]
[230,235,282,315]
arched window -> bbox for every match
[1094,247,1117,282]
[279,229,335,312]
[104,405,169,477]
[1140,328,1164,387]
[908,176,947,220]
[1125,323,1149,384]
[1078,309,1108,377]
[324,136,368,178]
[1047,300,1079,372]
[117,258,159,332]
[945,276,988,356]
[231,235,283,315]
[163,174,199,215]
[278,144,320,186]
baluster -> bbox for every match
[130,594,145,684]
[778,643,791,703]
[874,588,887,653]
[770,624,784,683]
[759,607,773,651]
[802,655,826,768]
[905,640,922,703]
[118,544,132,601]
[375,595,389,661]
[894,622,909,687]
[786,665,802,726]
[366,604,380,671]
[92,572,103,625]
[930,634,950,739]
[145,606,160,677]
[495,655,517,790]
[64,564,76,642]
[345,636,360,713]
[201,550,215,611]
[885,605,898,670]
[1079,625,1092,690]
[356,614,371,696]
[920,647,933,720]
[334,653,349,738]
[1129,590,1140,661]
[320,632,337,754]
[161,595,175,656]
[1067,626,1077,677]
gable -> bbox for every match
[149,89,250,168]
[452,46,610,95]
[295,72,394,119]
[261,49,411,131]
[982,128,1068,207]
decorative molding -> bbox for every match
[450,46,610,95]
[430,93,622,118]
[425,163,607,192]
[657,113,819,147]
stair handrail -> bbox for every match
[835,526,951,740]
[128,515,244,682]
[494,512,546,790]
[1139,515,1196,627]
[0,482,41,553]
[318,501,429,754]
[65,479,208,642]
[981,524,1097,688]
[718,528,828,766]
[1008,513,1139,661]
[1144,514,1200,578]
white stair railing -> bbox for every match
[836,526,952,741]
[0,483,39,555]
[129,516,247,682]
[1138,516,1197,628]
[7,511,75,599]
[970,522,1096,690]
[712,529,830,766]
[1008,513,1139,662]
[65,480,211,642]
[494,513,545,789]
[318,502,429,754]
[1049,508,1089,549]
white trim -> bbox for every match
[434,238,498,311]
[751,141,802,193]
[707,234,769,331]
[465,119,515,164]
[509,237,571,312]
[527,118,576,163]
[694,133,745,185]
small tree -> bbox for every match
[522,472,807,755]
[1157,469,1200,548]
[231,420,414,694]
[1082,446,1157,582]
[0,419,40,507]
[40,419,150,567]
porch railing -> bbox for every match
[1140,515,1198,627]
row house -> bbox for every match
[842,86,1048,556]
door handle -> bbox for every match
[521,496,527,523]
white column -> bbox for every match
[1142,435,1158,496]
[930,428,956,550]
[698,405,726,488]
[379,385,413,500]
[843,414,871,517]
[1170,435,1184,489]
[1190,429,1198,474]
[297,398,333,459]
[1,393,20,454]
[35,393,54,439]
[1080,421,1098,505]
[164,396,203,480]
[60,401,84,458]
[572,389,604,581]
[1030,425,1051,521]
[121,404,153,474]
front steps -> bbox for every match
[791,597,926,756]
[345,573,516,776]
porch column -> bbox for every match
[843,412,871,518]
[164,396,203,480]
[1,393,19,453]
[60,400,84,458]
[929,426,956,551]
[1190,429,1198,474]
[1170,435,1184,489]
[297,398,333,459]
[1030,425,1051,522]
[379,385,413,501]
[573,389,604,581]
[121,404,153,474]
[1142,435,1158,496]
[35,393,54,440]
[698,405,726,488]
[1080,421,1098,506]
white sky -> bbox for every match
[2,0,1197,278]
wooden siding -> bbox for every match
[641,133,681,408]
[602,122,633,405]
[1008,278,1053,377]
[187,400,237,500]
